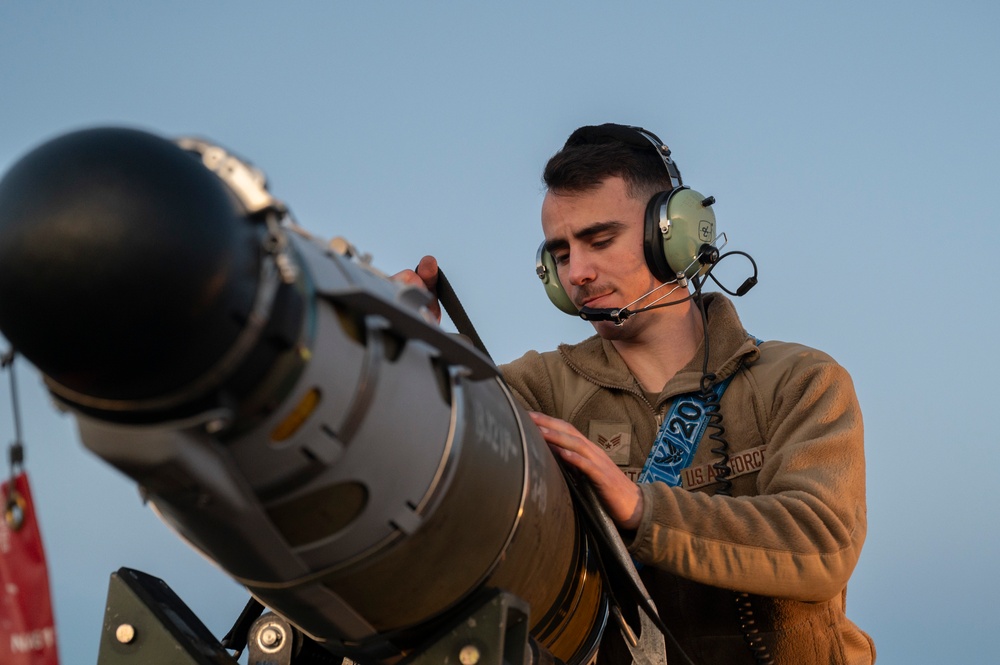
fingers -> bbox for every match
[392,268,423,287]
[392,255,437,288]
[528,411,573,437]
[529,411,643,530]
[390,255,442,323]
[529,412,602,466]
[415,255,439,291]
[529,411,582,447]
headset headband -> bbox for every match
[562,123,683,189]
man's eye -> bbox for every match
[593,238,613,249]
[553,253,569,266]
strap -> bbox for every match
[637,376,734,487]
[639,334,761,488]
[432,268,493,361]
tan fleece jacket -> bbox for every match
[501,294,875,665]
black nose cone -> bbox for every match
[0,127,262,402]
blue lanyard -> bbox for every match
[636,376,735,488]
[637,337,760,488]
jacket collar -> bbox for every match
[557,293,760,401]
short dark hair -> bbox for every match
[542,124,678,201]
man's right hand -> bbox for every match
[529,411,644,531]
[392,255,442,323]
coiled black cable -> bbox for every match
[735,592,775,665]
[692,283,774,665]
[699,371,733,497]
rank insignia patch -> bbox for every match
[588,420,632,465]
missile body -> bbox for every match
[0,128,606,663]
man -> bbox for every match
[398,124,875,664]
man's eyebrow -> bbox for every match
[544,220,627,254]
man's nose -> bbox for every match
[566,254,596,286]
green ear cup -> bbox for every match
[535,241,579,315]
[644,187,717,282]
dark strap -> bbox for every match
[433,268,492,361]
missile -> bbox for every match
[0,128,607,663]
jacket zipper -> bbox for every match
[560,355,664,426]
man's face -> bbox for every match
[541,176,665,338]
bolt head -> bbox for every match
[459,644,481,665]
[115,623,136,644]
[256,622,287,653]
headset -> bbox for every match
[535,124,720,317]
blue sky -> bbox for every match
[1,2,998,662]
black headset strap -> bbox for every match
[630,127,683,190]
[563,123,683,189]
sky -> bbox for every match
[1,1,998,663]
